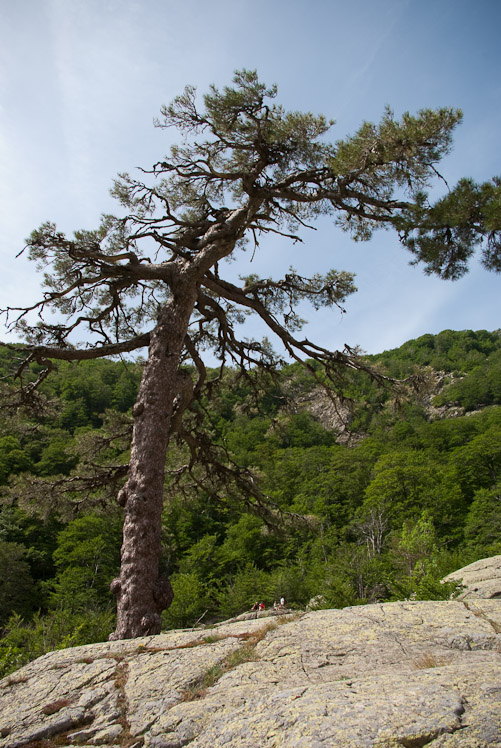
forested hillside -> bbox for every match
[1,329,500,676]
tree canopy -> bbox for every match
[1,70,499,639]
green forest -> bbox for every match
[1,328,500,677]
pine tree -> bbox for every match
[2,70,499,639]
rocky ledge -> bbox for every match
[443,555,501,601]
[1,597,500,748]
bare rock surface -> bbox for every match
[1,600,500,747]
[443,555,501,600]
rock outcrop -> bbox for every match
[443,555,501,600]
[1,599,500,747]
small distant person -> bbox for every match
[280,597,285,608]
[251,601,259,611]
[273,600,278,610]
[259,602,265,610]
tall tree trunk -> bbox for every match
[109,284,196,640]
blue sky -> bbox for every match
[1,0,499,357]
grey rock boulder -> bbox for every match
[443,554,501,600]
[1,600,500,747]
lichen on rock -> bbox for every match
[1,601,500,747]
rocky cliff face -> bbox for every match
[290,367,467,445]
[1,596,500,748]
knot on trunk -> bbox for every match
[154,576,174,610]
[110,577,121,596]
[132,402,144,417]
[140,613,162,636]
[117,488,127,506]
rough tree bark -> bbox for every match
[110,280,197,638]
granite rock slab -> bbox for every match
[443,555,501,600]
[1,600,500,748]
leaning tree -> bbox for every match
[2,70,499,639]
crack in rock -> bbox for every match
[2,600,500,748]
[463,601,501,635]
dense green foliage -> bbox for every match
[0,329,500,676]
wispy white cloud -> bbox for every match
[1,0,499,350]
